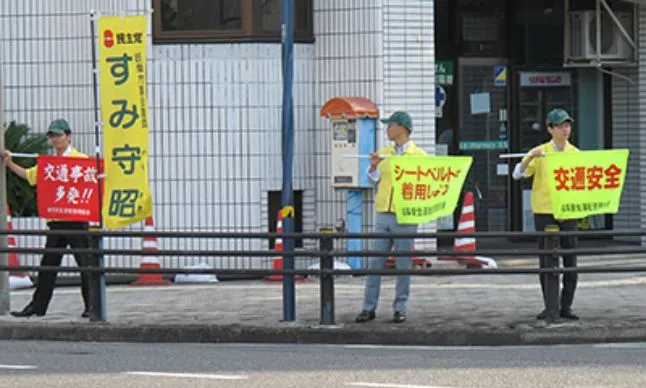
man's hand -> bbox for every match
[2,149,12,164]
[527,149,545,159]
[368,152,382,171]
[3,149,28,180]
[517,148,544,177]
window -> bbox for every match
[268,190,303,249]
[456,0,507,56]
[153,0,314,44]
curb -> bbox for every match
[2,321,646,346]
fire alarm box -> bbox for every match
[321,97,379,189]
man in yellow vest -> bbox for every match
[355,111,427,324]
[3,119,96,319]
[512,108,580,321]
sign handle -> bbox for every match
[499,153,527,159]
[341,154,389,159]
[9,152,38,158]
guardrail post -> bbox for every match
[543,224,560,323]
[88,234,105,322]
[319,228,335,325]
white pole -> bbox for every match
[9,152,38,158]
[341,154,390,159]
[498,153,527,159]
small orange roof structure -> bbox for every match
[320,97,379,119]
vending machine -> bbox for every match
[320,97,379,269]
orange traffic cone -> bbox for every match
[453,192,480,267]
[385,247,429,269]
[265,210,305,282]
[266,211,285,282]
[439,192,497,269]
[130,216,172,286]
[6,205,34,289]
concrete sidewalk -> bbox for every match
[1,264,646,346]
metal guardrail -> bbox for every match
[2,265,646,275]
[1,228,646,325]
[3,229,646,238]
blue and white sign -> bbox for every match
[435,86,446,118]
[494,66,507,87]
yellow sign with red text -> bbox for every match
[390,156,473,224]
[546,149,629,219]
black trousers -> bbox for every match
[534,214,579,311]
[30,221,94,313]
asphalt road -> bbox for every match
[1,341,646,387]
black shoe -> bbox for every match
[560,309,579,320]
[393,311,406,323]
[537,309,563,322]
[355,310,376,323]
[11,304,45,318]
[536,309,548,320]
[83,309,102,321]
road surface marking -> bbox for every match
[125,371,248,380]
[593,343,646,349]
[0,364,37,370]
[346,383,453,388]
[342,344,577,351]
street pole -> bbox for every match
[0,77,10,315]
[280,0,296,322]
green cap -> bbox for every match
[381,111,413,131]
[546,108,574,126]
[47,119,71,135]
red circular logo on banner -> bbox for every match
[103,30,114,48]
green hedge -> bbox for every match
[4,121,50,216]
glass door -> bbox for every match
[458,58,509,232]
[517,70,577,231]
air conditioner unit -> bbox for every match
[569,10,634,61]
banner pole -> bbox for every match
[90,9,106,322]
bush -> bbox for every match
[4,121,50,216]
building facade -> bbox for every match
[2,0,645,275]
[435,0,643,245]
[0,0,435,271]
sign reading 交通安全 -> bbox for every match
[98,15,153,229]
[390,156,473,224]
[546,149,629,219]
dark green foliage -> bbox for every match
[4,121,50,216]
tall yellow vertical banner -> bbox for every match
[98,15,153,229]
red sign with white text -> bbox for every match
[37,156,104,222]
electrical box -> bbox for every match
[320,97,379,189]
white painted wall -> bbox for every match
[1,0,437,274]
[314,0,436,256]
[1,0,317,272]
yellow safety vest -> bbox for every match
[373,141,428,213]
[522,141,579,214]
